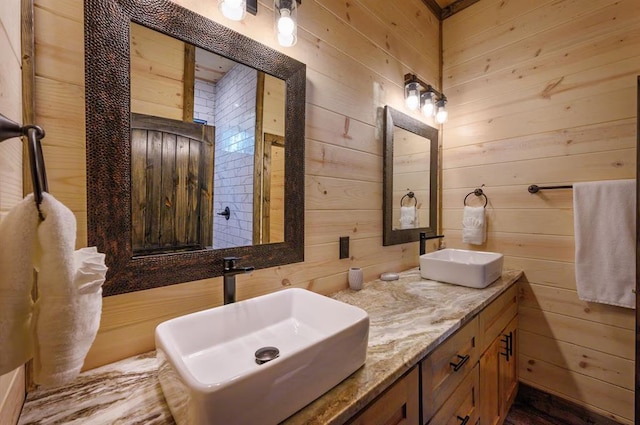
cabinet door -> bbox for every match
[350,367,419,425]
[479,315,518,425]
[499,316,518,414]
[479,336,501,425]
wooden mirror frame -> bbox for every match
[382,106,438,246]
[85,0,306,296]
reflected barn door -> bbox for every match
[131,113,214,254]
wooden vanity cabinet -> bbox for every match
[349,367,420,425]
[351,283,519,425]
[478,286,519,425]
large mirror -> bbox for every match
[383,106,438,246]
[85,0,306,296]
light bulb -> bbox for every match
[404,81,420,111]
[219,0,246,21]
[278,10,295,35]
[277,32,296,47]
[436,105,448,124]
[421,92,435,117]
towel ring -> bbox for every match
[400,191,417,207]
[463,188,488,208]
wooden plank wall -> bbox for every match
[32,0,442,369]
[441,0,638,423]
[0,0,26,419]
[0,0,26,422]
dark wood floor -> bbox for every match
[503,384,623,425]
[504,402,563,425]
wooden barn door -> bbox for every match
[131,113,214,254]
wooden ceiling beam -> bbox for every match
[421,0,483,20]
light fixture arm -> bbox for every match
[403,73,445,102]
[247,0,301,15]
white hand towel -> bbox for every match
[33,193,107,387]
[462,206,485,245]
[0,195,39,374]
[399,206,417,229]
[574,180,635,309]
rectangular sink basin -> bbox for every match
[420,248,503,288]
[155,288,369,425]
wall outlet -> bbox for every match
[339,236,350,259]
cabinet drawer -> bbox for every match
[427,364,479,425]
[478,284,518,354]
[421,317,478,423]
[349,367,419,425]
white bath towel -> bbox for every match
[462,206,485,245]
[574,180,635,309]
[32,193,107,386]
[0,195,39,374]
[399,206,417,229]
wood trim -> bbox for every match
[20,0,35,393]
[0,367,25,425]
[182,43,195,122]
[421,0,482,20]
[21,0,35,197]
[441,0,482,20]
[635,74,639,422]
[253,72,265,245]
[514,383,623,425]
[420,0,442,18]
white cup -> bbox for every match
[348,267,364,290]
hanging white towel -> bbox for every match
[399,206,417,229]
[0,195,39,375]
[32,193,107,387]
[462,206,485,245]
[574,180,635,309]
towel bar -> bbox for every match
[0,113,48,216]
[528,184,573,194]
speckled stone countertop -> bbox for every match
[18,268,522,425]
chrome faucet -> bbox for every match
[223,257,254,305]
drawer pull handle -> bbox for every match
[500,331,513,361]
[450,354,470,372]
[457,415,470,425]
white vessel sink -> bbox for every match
[155,288,369,425]
[420,248,503,288]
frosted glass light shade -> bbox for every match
[275,0,298,47]
[218,0,246,21]
[405,81,420,111]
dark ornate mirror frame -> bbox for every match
[383,106,438,246]
[85,0,306,296]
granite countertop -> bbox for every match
[18,268,522,425]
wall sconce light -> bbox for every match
[219,0,301,48]
[404,73,448,124]
[218,0,247,21]
[274,0,298,47]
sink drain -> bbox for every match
[255,346,280,365]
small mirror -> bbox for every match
[383,106,438,246]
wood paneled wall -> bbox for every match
[441,0,638,423]
[0,0,26,422]
[32,0,442,369]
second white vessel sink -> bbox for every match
[155,287,369,425]
[420,248,503,288]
